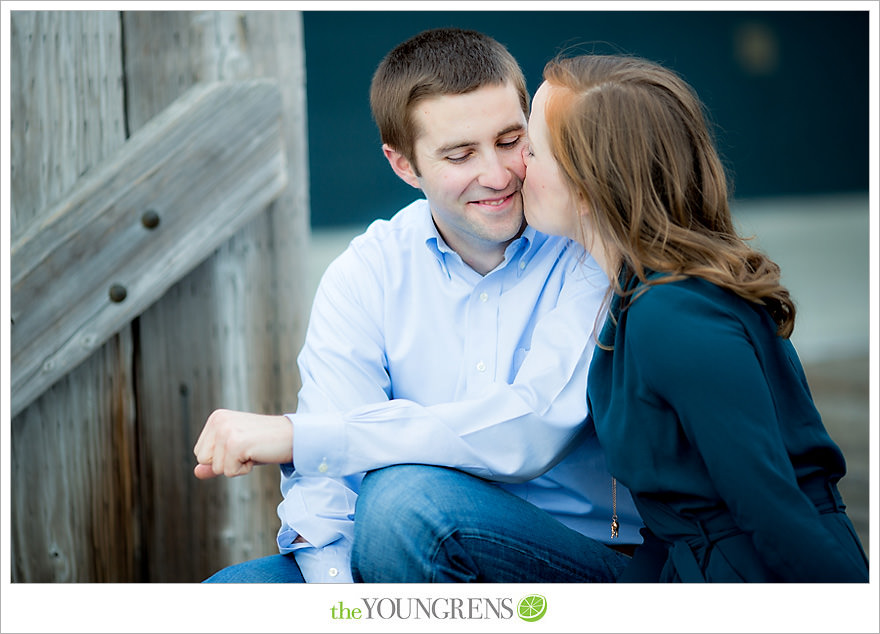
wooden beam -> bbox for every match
[11,79,288,417]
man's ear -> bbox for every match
[383,144,421,189]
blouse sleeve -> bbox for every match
[626,283,864,581]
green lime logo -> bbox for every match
[517,594,547,622]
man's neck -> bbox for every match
[433,222,524,276]
[461,248,508,277]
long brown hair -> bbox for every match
[543,54,795,337]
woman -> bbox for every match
[521,53,868,582]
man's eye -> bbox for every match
[446,152,471,163]
[498,136,522,149]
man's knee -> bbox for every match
[355,465,437,539]
[352,465,460,581]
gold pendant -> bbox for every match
[611,517,619,539]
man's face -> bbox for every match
[387,82,528,272]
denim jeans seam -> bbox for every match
[437,528,590,581]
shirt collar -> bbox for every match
[421,206,539,278]
[510,225,542,277]
[422,209,452,273]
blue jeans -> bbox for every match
[351,465,629,583]
[202,552,305,583]
[203,465,629,583]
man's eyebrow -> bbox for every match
[434,124,526,155]
[496,124,527,139]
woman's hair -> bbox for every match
[370,28,529,174]
[542,54,795,337]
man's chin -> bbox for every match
[484,212,526,244]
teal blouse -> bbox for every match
[588,273,868,582]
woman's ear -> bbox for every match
[576,192,593,217]
[382,144,421,189]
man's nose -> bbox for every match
[478,151,517,190]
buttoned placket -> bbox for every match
[464,275,502,393]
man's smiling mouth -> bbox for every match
[470,192,518,207]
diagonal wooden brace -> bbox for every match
[11,79,289,417]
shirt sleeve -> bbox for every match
[293,260,607,484]
[277,245,390,583]
[286,527,354,583]
[627,284,864,581]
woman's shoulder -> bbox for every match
[630,275,738,316]
[623,275,751,346]
[619,276,760,383]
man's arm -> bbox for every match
[292,273,602,482]
[194,249,607,483]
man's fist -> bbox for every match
[193,409,292,479]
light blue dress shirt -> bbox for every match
[277,199,642,582]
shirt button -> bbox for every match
[479,292,488,302]
[519,260,526,270]
[318,459,329,473]
[476,361,486,372]
[329,567,339,577]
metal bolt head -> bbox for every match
[109,284,127,303]
[141,210,160,229]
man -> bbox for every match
[194,27,642,583]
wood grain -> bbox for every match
[9,11,138,582]
[123,10,308,581]
[11,79,287,417]
[10,10,309,582]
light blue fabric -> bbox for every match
[278,199,642,583]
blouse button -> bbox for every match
[479,292,488,302]
[329,567,339,577]
[476,361,486,372]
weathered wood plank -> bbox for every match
[11,334,139,582]
[124,10,309,581]
[239,10,311,414]
[9,11,138,583]
[10,11,126,239]
[11,79,288,417]
[9,8,308,584]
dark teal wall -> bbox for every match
[303,10,868,227]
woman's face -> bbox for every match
[522,81,583,242]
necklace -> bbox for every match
[611,477,619,538]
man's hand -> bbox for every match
[193,409,292,479]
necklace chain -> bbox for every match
[611,477,619,539]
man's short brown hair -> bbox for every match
[370,28,529,173]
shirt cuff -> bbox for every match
[289,412,345,476]
[292,538,353,583]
